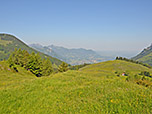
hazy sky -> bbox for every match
[0,0,152,52]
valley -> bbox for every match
[30,44,105,65]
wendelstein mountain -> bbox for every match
[30,44,105,65]
[0,34,62,66]
[132,44,152,66]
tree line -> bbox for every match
[116,57,152,69]
[69,63,90,70]
[8,48,69,77]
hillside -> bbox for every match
[30,44,105,65]
[132,44,152,66]
[0,34,62,65]
[0,60,152,113]
[80,60,152,75]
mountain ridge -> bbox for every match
[30,43,105,65]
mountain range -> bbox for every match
[30,44,105,65]
[0,33,152,67]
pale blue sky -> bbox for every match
[0,0,152,52]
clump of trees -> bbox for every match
[8,48,53,77]
[116,57,152,69]
[69,63,90,70]
[8,48,69,76]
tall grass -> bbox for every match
[0,60,152,113]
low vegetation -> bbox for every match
[0,66,152,113]
[0,53,152,113]
[81,60,152,88]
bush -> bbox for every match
[139,71,151,78]
[58,62,69,72]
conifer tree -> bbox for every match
[58,62,68,72]
[22,50,30,68]
[17,48,24,66]
[13,48,19,65]
[8,54,14,67]
[42,58,53,76]
[7,48,18,67]
[27,52,42,76]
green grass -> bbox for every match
[0,60,152,113]
[80,60,152,75]
[0,61,35,90]
[132,46,152,66]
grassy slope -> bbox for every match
[0,61,36,90]
[80,60,152,75]
[132,46,152,66]
[135,53,152,66]
[0,60,152,114]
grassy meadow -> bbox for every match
[0,60,152,114]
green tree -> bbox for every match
[17,48,24,66]
[7,53,14,67]
[58,62,68,72]
[22,50,30,68]
[116,57,119,60]
[42,58,53,76]
[13,48,20,65]
[8,48,17,65]
[27,52,42,77]
[7,52,19,72]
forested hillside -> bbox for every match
[0,34,62,66]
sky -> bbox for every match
[0,0,152,52]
